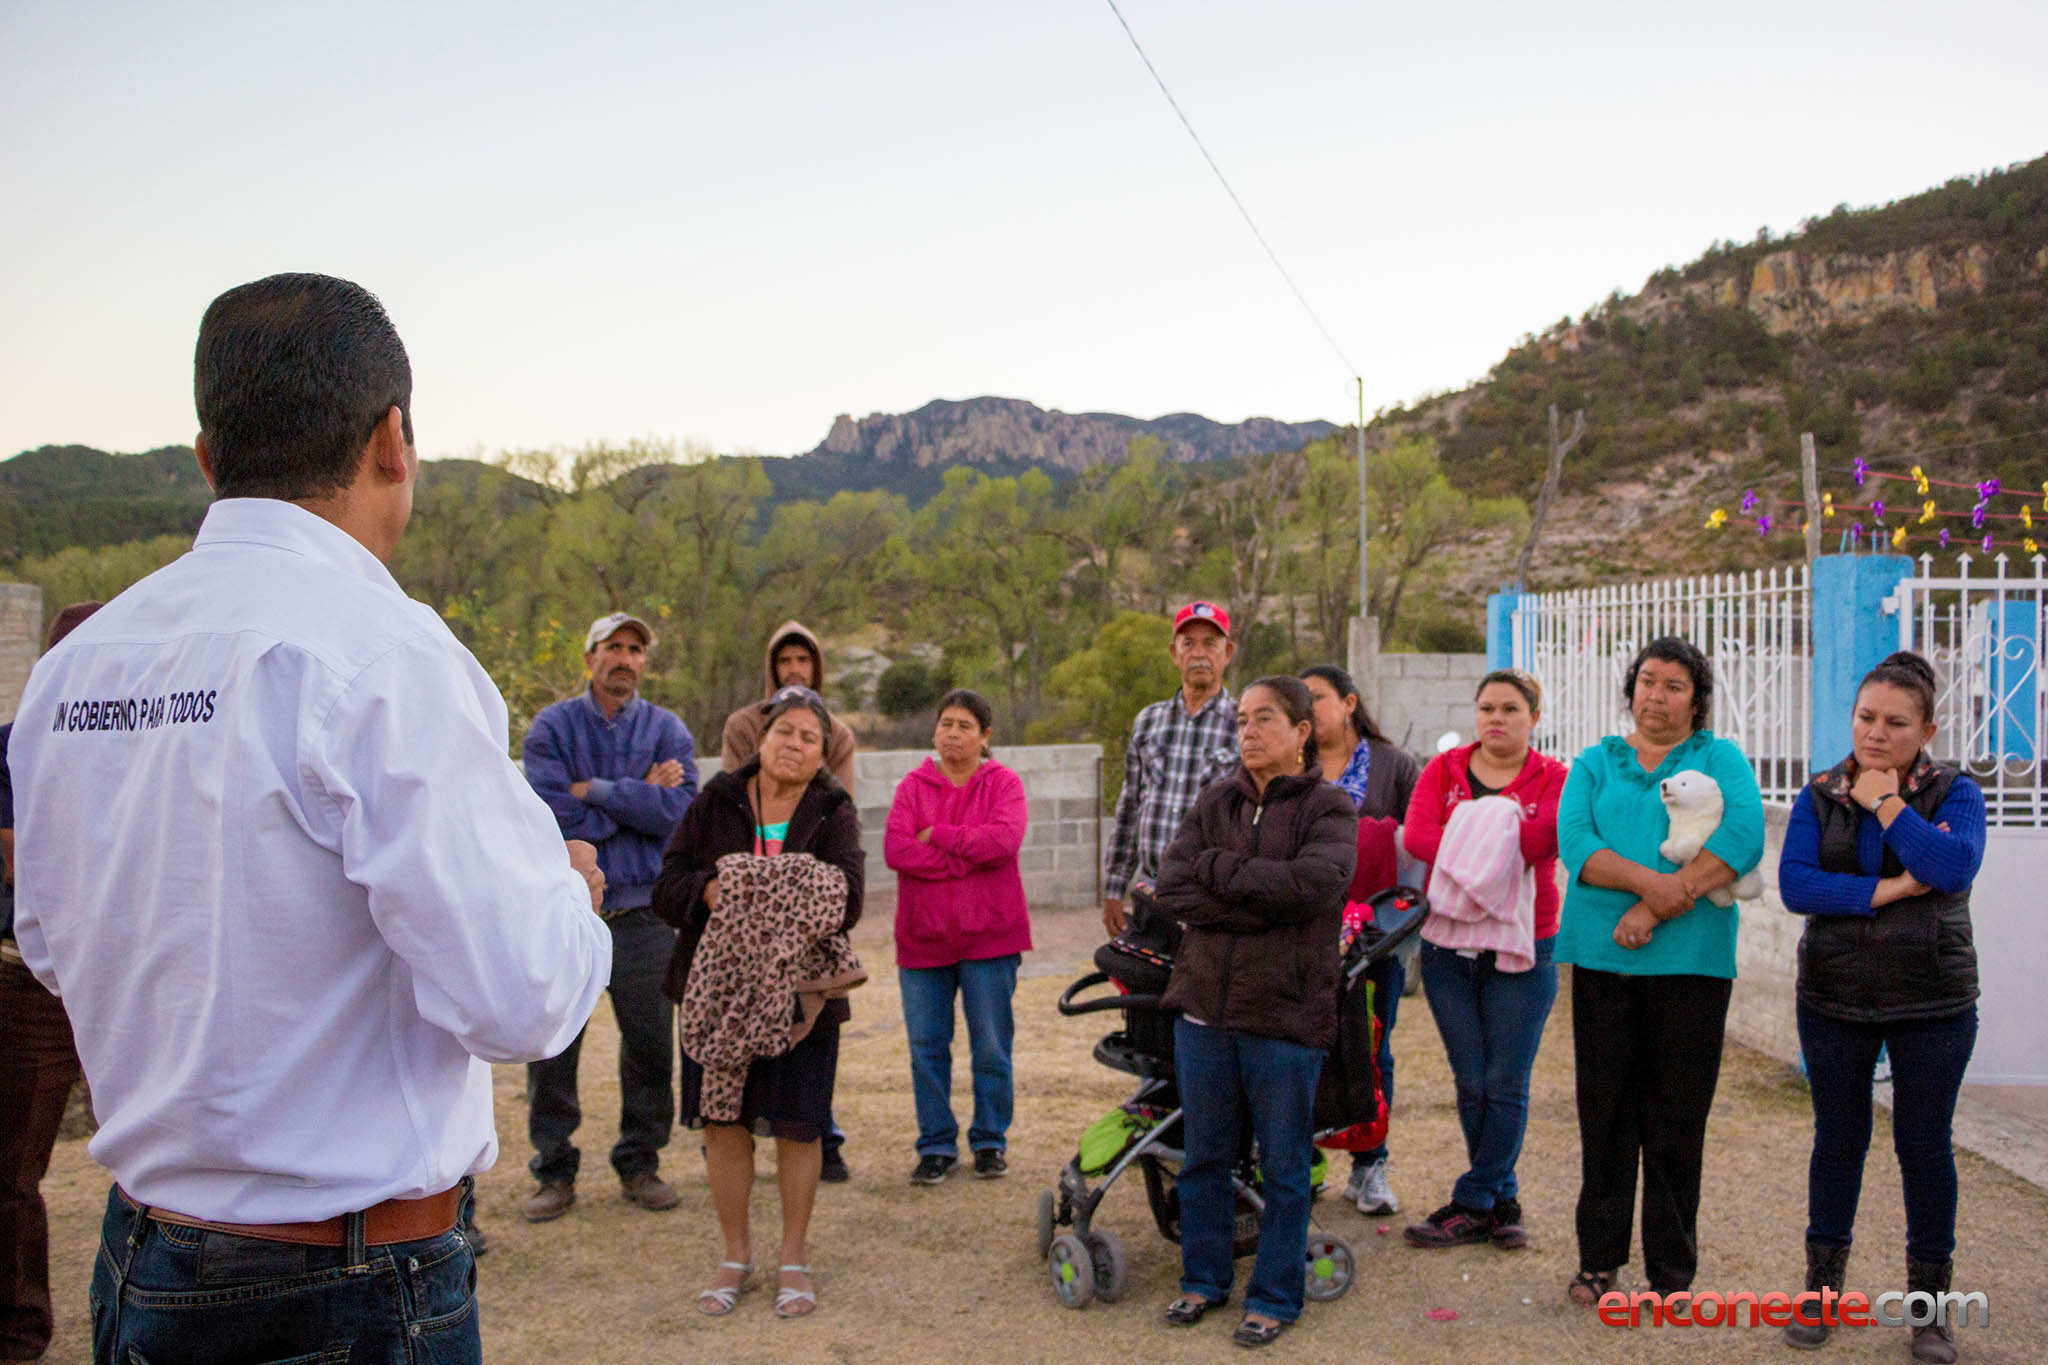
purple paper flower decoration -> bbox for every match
[1871,499,1885,522]
[1977,478,2002,500]
[1983,533,1995,553]
[1939,527,1951,549]
[1850,521,1864,541]
[1757,514,1772,536]
[1740,489,1758,514]
[1971,503,1988,529]
[1853,457,1869,488]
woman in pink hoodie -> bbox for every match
[1400,669,1566,1251]
[883,690,1032,1186]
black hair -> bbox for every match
[1622,635,1714,731]
[195,273,413,501]
[1858,651,1937,725]
[936,687,995,758]
[1246,675,1320,771]
[1476,668,1542,712]
[1297,663,1389,744]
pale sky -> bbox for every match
[3,0,2044,463]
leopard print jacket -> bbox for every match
[678,851,867,1121]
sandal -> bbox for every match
[1164,1294,1225,1326]
[696,1261,752,1317]
[1567,1269,1617,1306]
[1233,1315,1286,1347]
[774,1264,817,1319]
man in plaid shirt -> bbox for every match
[1102,600,1240,936]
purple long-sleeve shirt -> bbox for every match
[1778,777,1985,916]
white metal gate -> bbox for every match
[1511,567,1812,803]
[1890,554,2048,827]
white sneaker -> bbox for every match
[1353,1157,1399,1215]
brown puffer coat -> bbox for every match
[1155,768,1357,1051]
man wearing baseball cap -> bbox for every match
[519,611,700,1221]
[1102,601,1240,937]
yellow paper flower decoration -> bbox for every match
[1822,492,1834,519]
[1912,466,1929,495]
[1919,500,1938,524]
[1705,508,1728,530]
[1890,526,1908,549]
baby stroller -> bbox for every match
[1034,883,1428,1309]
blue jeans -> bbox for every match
[1173,1019,1323,1323]
[899,954,1019,1156]
[528,908,675,1183]
[1419,936,1558,1211]
[90,1183,480,1364]
[1799,1003,1977,1262]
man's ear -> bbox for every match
[366,405,411,485]
[194,433,217,491]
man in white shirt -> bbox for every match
[8,273,613,1364]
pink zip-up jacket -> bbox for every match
[884,757,1033,969]
[1422,796,1538,972]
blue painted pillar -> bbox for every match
[1990,600,2040,760]
[1486,590,1524,670]
[1810,554,1913,772]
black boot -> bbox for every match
[1784,1239,1848,1349]
[1906,1258,1957,1363]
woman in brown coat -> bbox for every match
[1154,676,1357,1347]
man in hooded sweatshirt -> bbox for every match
[721,620,856,788]
[720,620,859,1180]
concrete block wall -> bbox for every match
[0,583,44,725]
[699,743,1103,910]
[1371,651,1489,754]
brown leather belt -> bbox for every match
[118,1183,463,1248]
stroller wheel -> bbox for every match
[1082,1227,1129,1303]
[1035,1189,1057,1259]
[1304,1233,1355,1302]
[1047,1233,1096,1309]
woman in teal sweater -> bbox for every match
[1556,636,1765,1305]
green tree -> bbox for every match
[1364,438,1526,640]
[1035,611,1180,803]
[904,467,1071,713]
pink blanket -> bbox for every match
[1421,796,1536,972]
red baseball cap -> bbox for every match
[1172,600,1231,639]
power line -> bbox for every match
[1103,0,1358,378]
[1832,426,2048,469]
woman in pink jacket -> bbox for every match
[884,689,1032,1186]
[1400,669,1567,1251]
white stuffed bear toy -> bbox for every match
[1657,770,1763,906]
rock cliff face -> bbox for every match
[1741,243,1993,333]
[811,396,1333,471]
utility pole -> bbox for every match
[1355,378,1369,616]
[1512,405,1585,588]
[1800,432,1822,562]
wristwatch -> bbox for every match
[1873,792,1901,810]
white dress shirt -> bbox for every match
[10,499,611,1222]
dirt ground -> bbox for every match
[34,902,2048,1363]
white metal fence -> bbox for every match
[1510,567,1813,803]
[1891,554,2048,828]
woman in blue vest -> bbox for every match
[1777,652,1984,1362]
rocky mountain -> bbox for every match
[810,397,1333,471]
[1384,156,2048,594]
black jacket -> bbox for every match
[1798,761,1977,1023]
[650,760,865,1007]
[1155,768,1357,1050]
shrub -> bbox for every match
[875,658,946,719]
[1895,353,1962,413]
